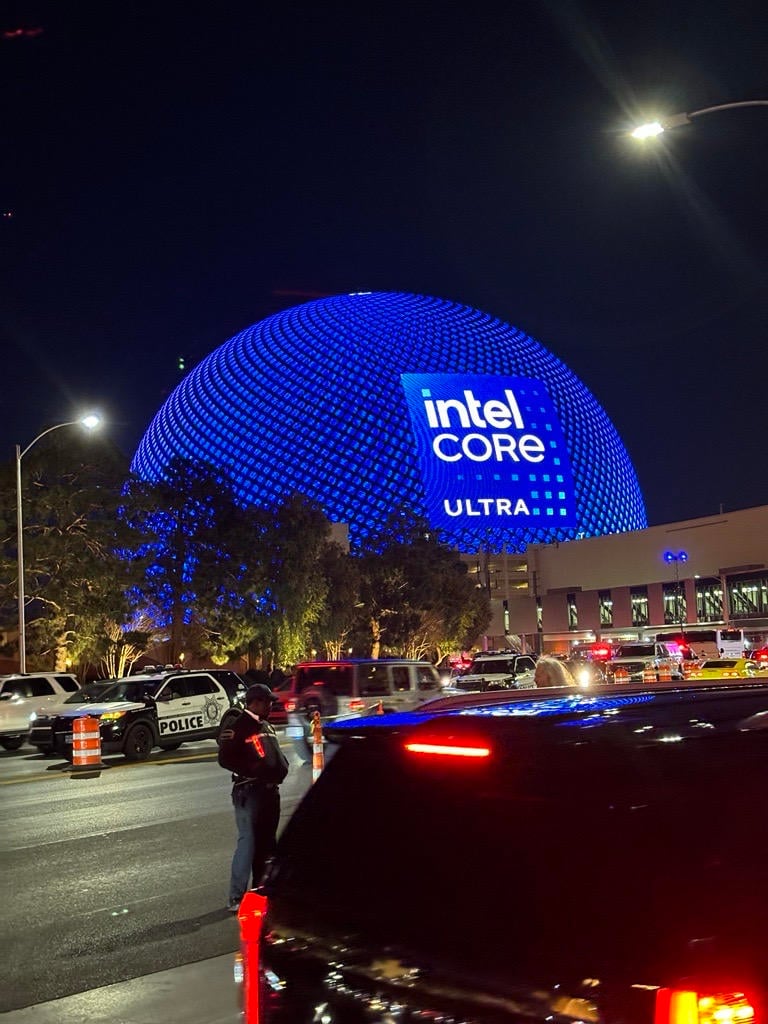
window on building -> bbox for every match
[631,586,649,627]
[567,593,578,629]
[663,583,686,626]
[695,578,722,622]
[729,575,768,619]
[598,590,613,627]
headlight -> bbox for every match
[99,710,127,721]
[29,712,37,722]
[576,669,591,687]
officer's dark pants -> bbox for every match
[229,784,280,903]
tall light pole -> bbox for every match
[663,550,688,634]
[15,415,101,673]
[631,99,768,139]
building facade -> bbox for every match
[471,504,768,653]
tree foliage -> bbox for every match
[354,508,492,660]
[1,444,492,674]
[0,434,141,672]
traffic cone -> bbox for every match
[311,710,324,783]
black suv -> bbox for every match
[246,681,768,1022]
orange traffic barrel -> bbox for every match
[614,667,630,684]
[71,715,103,769]
[682,661,695,677]
[658,665,672,683]
[642,667,657,685]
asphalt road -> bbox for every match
[0,734,312,1013]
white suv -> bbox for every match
[451,652,538,692]
[0,673,80,750]
[605,642,682,683]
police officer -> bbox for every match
[220,683,289,912]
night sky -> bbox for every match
[3,1,767,528]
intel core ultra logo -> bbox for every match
[401,373,577,530]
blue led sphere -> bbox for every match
[131,292,646,552]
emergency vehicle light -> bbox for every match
[655,989,756,1024]
[404,741,491,758]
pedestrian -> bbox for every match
[534,656,576,688]
[218,683,289,913]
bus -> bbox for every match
[654,628,745,660]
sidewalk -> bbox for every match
[2,954,239,1024]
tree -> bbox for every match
[354,507,492,659]
[120,458,255,663]
[0,433,141,672]
[256,494,335,666]
[310,541,361,659]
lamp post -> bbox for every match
[15,415,101,673]
[631,99,768,139]
[663,550,688,634]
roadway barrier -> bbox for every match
[311,710,324,783]
[643,668,658,685]
[614,668,630,683]
[658,665,672,683]
[71,715,103,770]
[236,890,268,1023]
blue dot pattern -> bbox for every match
[131,292,646,552]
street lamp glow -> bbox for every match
[631,121,664,139]
[630,99,768,140]
[15,414,103,673]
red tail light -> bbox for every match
[404,741,491,758]
[284,700,296,713]
[347,698,367,712]
[655,989,757,1024]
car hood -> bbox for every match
[51,701,147,719]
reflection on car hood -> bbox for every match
[53,701,147,719]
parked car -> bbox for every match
[28,680,118,753]
[242,680,768,1023]
[285,658,442,762]
[605,641,682,683]
[0,672,80,751]
[563,655,605,686]
[266,675,295,727]
[687,657,763,679]
[447,651,537,692]
[29,669,231,760]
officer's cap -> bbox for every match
[245,683,276,706]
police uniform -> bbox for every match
[223,694,289,910]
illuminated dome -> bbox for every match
[132,291,646,552]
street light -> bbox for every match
[663,550,688,633]
[631,99,768,139]
[15,415,101,673]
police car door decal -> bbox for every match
[155,681,205,738]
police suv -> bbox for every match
[28,669,232,761]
